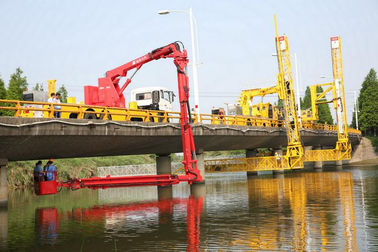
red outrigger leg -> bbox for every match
[37,42,202,196]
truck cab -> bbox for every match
[130,87,175,111]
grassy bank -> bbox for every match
[7,151,245,189]
[7,154,156,189]
[367,136,378,153]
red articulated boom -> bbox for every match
[37,42,202,195]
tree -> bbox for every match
[300,85,333,124]
[0,78,6,99]
[6,68,28,100]
[300,86,312,110]
[358,68,378,136]
[0,77,6,116]
[277,99,283,109]
[33,83,44,91]
[57,85,68,103]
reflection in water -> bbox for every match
[0,205,7,250]
[35,208,59,245]
[35,196,203,251]
[232,171,359,251]
[5,167,378,251]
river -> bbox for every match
[1,165,378,251]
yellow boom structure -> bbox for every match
[302,36,351,161]
[273,15,304,169]
[205,20,351,173]
[239,86,279,116]
[47,79,56,97]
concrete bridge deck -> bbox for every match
[0,117,361,161]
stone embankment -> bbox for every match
[350,137,378,164]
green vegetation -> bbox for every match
[57,85,68,103]
[0,77,6,116]
[366,136,378,153]
[8,154,156,188]
[6,68,28,100]
[352,68,378,136]
[204,150,244,157]
[301,86,333,124]
[32,83,44,91]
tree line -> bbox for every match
[351,68,378,136]
[0,68,68,115]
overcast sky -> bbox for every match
[0,0,377,123]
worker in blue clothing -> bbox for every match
[34,160,44,182]
[44,159,57,181]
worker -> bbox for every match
[275,151,282,167]
[44,159,57,181]
[34,160,44,182]
[47,93,55,103]
[54,93,62,118]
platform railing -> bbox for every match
[0,99,361,134]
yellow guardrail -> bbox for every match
[205,156,292,173]
[0,99,361,134]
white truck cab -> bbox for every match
[130,87,175,111]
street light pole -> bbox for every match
[188,8,200,117]
[158,8,200,117]
[294,53,301,123]
[353,91,359,130]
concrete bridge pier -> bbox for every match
[314,146,323,170]
[336,160,343,167]
[156,154,173,200]
[304,146,314,170]
[195,150,205,184]
[191,150,206,198]
[0,159,7,207]
[246,149,258,177]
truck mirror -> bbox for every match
[152,90,160,104]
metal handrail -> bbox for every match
[0,99,361,134]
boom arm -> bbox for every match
[36,43,202,196]
[239,86,279,116]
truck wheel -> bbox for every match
[130,117,143,122]
[99,111,112,120]
[69,113,78,119]
[84,109,97,119]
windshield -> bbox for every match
[136,92,152,100]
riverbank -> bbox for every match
[7,150,243,189]
[7,155,156,189]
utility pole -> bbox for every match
[353,91,359,130]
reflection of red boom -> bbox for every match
[37,196,203,250]
[36,42,202,196]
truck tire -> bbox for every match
[99,110,112,120]
[84,109,97,119]
[69,113,78,119]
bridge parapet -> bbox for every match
[0,99,361,135]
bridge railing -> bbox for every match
[0,99,361,134]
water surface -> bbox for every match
[1,165,378,251]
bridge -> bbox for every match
[0,117,361,161]
[0,103,362,205]
[0,110,361,207]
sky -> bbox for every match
[0,0,377,123]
